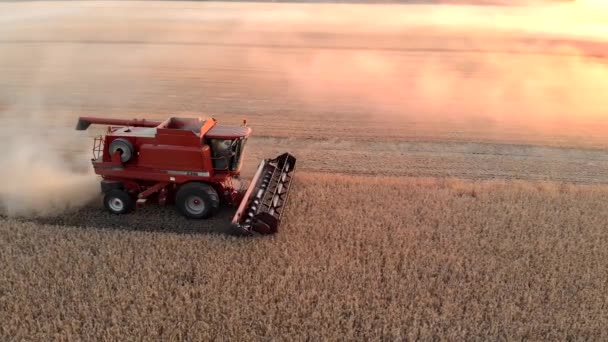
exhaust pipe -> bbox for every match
[231,153,296,235]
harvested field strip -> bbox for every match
[2,173,608,340]
[242,138,608,184]
[4,135,608,185]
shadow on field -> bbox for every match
[10,197,239,235]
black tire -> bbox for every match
[175,182,220,219]
[109,138,133,163]
[103,189,134,215]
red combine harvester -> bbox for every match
[76,116,296,235]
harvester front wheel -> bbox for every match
[103,189,134,215]
[175,182,220,219]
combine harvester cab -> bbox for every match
[231,153,296,235]
[76,116,296,236]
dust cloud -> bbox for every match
[0,107,99,218]
[0,6,101,217]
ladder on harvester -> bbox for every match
[92,136,104,161]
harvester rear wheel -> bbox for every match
[103,189,134,215]
[175,182,220,219]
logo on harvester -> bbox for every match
[166,170,210,177]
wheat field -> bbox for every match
[1,1,608,340]
[2,173,608,340]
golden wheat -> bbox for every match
[1,173,607,340]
